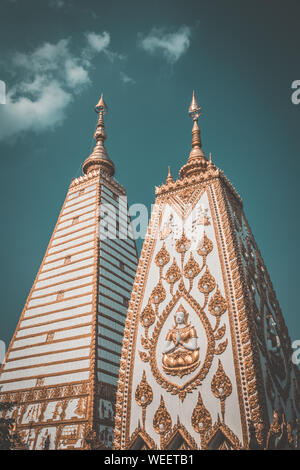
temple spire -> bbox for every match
[179,91,207,179]
[166,166,174,185]
[82,94,115,176]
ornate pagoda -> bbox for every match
[114,92,300,450]
[0,96,138,449]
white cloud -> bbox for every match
[139,26,191,63]
[0,32,121,142]
[12,39,71,73]
[120,72,135,84]
[86,31,110,53]
[0,81,72,141]
[85,31,125,62]
[65,59,90,87]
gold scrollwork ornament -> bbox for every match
[135,371,153,429]
[153,395,172,448]
[208,288,227,331]
[140,303,156,333]
[197,231,213,257]
[211,360,232,422]
[155,243,170,269]
[191,392,212,447]
[150,280,166,314]
[198,267,216,295]
[175,231,191,267]
[165,258,181,294]
[183,252,201,291]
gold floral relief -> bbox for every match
[183,252,201,291]
[155,242,170,269]
[139,351,150,363]
[165,258,181,294]
[215,339,228,355]
[150,280,166,313]
[153,395,172,437]
[197,231,213,257]
[215,324,226,341]
[191,392,212,446]
[208,288,227,331]
[135,371,153,430]
[198,266,216,295]
[135,371,153,408]
[175,231,191,267]
[178,187,196,204]
[211,360,232,422]
[141,336,151,350]
[175,231,191,253]
[140,303,156,330]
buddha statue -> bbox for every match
[162,309,200,378]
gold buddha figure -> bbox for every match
[162,309,200,378]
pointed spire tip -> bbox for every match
[189,90,201,120]
[95,93,108,114]
[166,166,174,184]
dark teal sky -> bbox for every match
[0,0,299,351]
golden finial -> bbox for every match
[166,166,174,185]
[95,93,108,114]
[188,90,202,120]
[208,152,214,168]
[82,93,115,176]
[179,91,207,179]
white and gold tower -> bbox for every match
[114,92,300,450]
[0,96,138,449]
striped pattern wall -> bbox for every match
[0,174,138,450]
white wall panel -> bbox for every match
[67,184,96,200]
[9,337,91,359]
[0,379,37,392]
[38,258,94,280]
[35,266,94,288]
[54,325,92,340]
[25,294,92,316]
[45,242,94,263]
[60,204,96,222]
[31,276,93,298]
[65,190,96,208]
[41,250,94,272]
[28,285,93,309]
[13,334,48,348]
[0,359,90,381]
[52,226,94,246]
[4,348,90,369]
[54,219,95,239]
[17,313,93,337]
[23,304,92,326]
[62,197,96,215]
[48,234,94,254]
[44,370,90,386]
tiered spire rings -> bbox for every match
[179,91,208,179]
[82,94,115,176]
